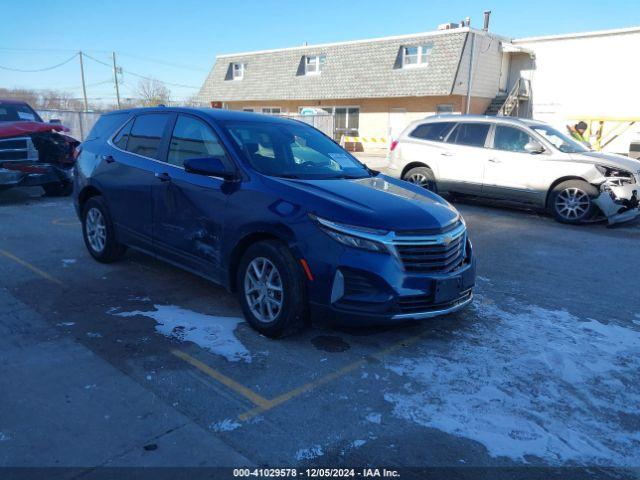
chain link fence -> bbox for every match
[37,109,101,141]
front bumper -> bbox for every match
[593,179,640,225]
[305,234,476,325]
[0,163,74,189]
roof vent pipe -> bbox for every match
[465,17,471,27]
[483,11,491,31]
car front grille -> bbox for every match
[392,227,466,274]
[0,137,38,162]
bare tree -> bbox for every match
[0,87,39,106]
[135,78,171,107]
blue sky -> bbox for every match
[1,0,639,103]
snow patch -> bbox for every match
[111,304,250,363]
[56,321,75,327]
[210,419,242,432]
[295,445,324,461]
[61,258,76,268]
[0,432,11,442]
[384,296,640,466]
[86,332,102,338]
[365,412,381,424]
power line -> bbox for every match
[0,53,78,72]
[82,52,200,89]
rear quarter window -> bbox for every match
[86,113,131,141]
[409,122,456,142]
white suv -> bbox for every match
[386,115,640,224]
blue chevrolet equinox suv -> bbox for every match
[74,107,475,337]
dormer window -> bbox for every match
[305,55,325,75]
[402,45,432,68]
[232,63,245,80]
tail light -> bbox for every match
[72,145,81,161]
[390,140,399,152]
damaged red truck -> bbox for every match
[0,99,78,196]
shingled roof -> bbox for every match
[198,29,471,102]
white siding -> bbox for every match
[514,28,640,153]
[453,32,503,99]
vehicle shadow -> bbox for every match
[0,186,52,206]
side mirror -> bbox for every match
[524,141,544,154]
[49,119,62,125]
[184,157,237,180]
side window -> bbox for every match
[447,123,490,148]
[409,122,456,142]
[493,126,535,153]
[112,119,133,150]
[126,113,170,160]
[168,115,227,167]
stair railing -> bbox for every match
[497,78,522,117]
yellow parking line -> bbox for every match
[173,333,423,422]
[52,218,80,226]
[171,349,271,408]
[238,334,423,421]
[0,249,63,286]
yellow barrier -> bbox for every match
[340,135,388,146]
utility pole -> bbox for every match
[112,52,121,109]
[465,32,475,114]
[79,51,89,112]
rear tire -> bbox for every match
[82,196,127,263]
[403,166,437,193]
[548,180,599,224]
[43,181,73,197]
[237,240,308,338]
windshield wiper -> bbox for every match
[278,174,302,179]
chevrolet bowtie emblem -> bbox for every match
[442,235,454,245]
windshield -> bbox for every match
[221,120,371,179]
[0,103,42,123]
[530,124,589,153]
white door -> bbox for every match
[389,108,407,141]
[437,122,491,194]
[482,124,546,204]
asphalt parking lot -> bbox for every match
[1,186,639,478]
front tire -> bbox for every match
[237,240,308,338]
[403,166,437,193]
[548,180,599,224]
[82,196,127,263]
[43,181,73,197]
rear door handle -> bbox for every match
[155,172,171,182]
[488,158,501,163]
[440,151,453,156]
[102,155,115,164]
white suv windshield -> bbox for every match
[530,124,589,153]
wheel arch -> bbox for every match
[545,176,595,209]
[78,185,103,212]
[401,161,434,179]
[227,230,294,293]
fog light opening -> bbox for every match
[330,269,345,304]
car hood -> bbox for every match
[269,174,461,232]
[0,120,69,139]
[570,151,640,174]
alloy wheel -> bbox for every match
[555,187,591,220]
[244,257,284,323]
[85,207,107,253]
[408,173,434,190]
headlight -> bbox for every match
[595,164,635,183]
[310,214,389,253]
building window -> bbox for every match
[242,108,254,112]
[232,63,245,80]
[305,55,326,75]
[261,107,282,115]
[436,104,454,114]
[402,45,432,68]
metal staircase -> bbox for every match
[485,78,530,117]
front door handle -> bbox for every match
[155,172,171,182]
[440,151,453,156]
[488,158,501,163]
[102,155,115,164]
